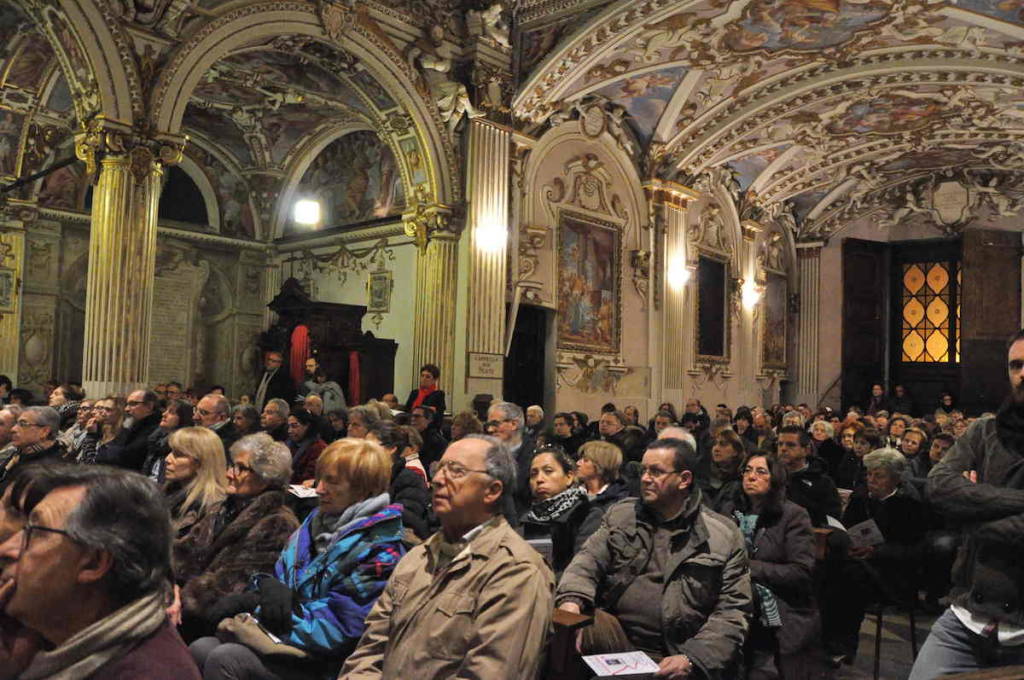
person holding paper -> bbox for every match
[823,448,926,665]
[717,452,822,679]
[190,438,405,679]
[556,437,751,680]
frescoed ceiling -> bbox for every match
[515,0,1024,238]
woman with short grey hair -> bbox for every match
[347,405,380,439]
[174,432,299,639]
[863,448,907,481]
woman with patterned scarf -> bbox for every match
[718,451,823,679]
[519,446,590,575]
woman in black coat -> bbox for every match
[719,451,822,680]
[367,421,430,540]
[520,446,590,575]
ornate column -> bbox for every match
[404,200,460,397]
[647,181,698,401]
[795,242,823,406]
[75,117,184,397]
[461,117,511,403]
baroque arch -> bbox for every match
[148,2,456,215]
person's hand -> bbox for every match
[654,654,693,678]
[849,545,876,560]
[301,479,315,489]
[206,592,259,627]
[257,578,296,635]
[166,585,182,627]
[963,470,978,484]
[86,416,100,433]
[557,601,581,615]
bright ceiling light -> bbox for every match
[293,199,321,227]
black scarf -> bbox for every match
[996,396,1024,458]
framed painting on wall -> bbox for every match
[556,212,620,354]
[367,270,392,313]
[762,272,787,369]
[695,254,729,362]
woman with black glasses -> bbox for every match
[173,433,299,642]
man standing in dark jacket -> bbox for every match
[777,425,841,527]
[254,351,294,413]
[97,390,160,471]
[910,330,1024,678]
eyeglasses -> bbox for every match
[15,420,41,428]
[93,406,114,413]
[194,407,212,416]
[640,466,677,479]
[20,523,80,552]
[126,400,145,407]
[434,459,489,481]
[229,462,255,475]
[485,419,509,429]
[742,466,771,477]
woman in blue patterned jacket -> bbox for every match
[189,438,405,680]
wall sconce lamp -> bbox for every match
[475,217,507,253]
[667,255,692,291]
[293,199,321,227]
[742,279,764,308]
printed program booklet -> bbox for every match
[582,651,660,678]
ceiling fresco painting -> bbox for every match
[517,0,1024,240]
[592,65,688,144]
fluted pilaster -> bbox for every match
[0,222,26,381]
[76,117,185,397]
[796,243,823,406]
[466,119,510,358]
[412,234,460,396]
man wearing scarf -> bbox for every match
[0,465,199,680]
[0,406,66,484]
[911,329,1024,678]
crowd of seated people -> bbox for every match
[0,360,1002,679]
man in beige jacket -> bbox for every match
[339,435,554,679]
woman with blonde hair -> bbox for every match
[79,395,126,465]
[164,426,228,538]
[575,440,630,544]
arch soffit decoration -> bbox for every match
[149,3,456,213]
[513,0,1024,241]
[273,121,379,238]
[524,121,650,241]
[175,154,222,232]
[8,0,142,125]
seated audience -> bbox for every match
[0,465,200,679]
[810,420,844,481]
[80,397,126,466]
[339,435,553,679]
[163,426,228,540]
[649,409,677,441]
[557,438,751,679]
[231,405,261,438]
[824,449,926,665]
[191,439,404,680]
[0,407,66,482]
[305,368,346,413]
[719,453,821,679]
[410,405,447,469]
[900,425,930,491]
[194,394,240,453]
[366,421,430,540]
[733,409,756,447]
[142,398,194,482]
[404,363,445,423]
[777,425,841,527]
[599,409,646,463]
[260,399,290,442]
[704,428,745,512]
[326,408,348,439]
[575,440,630,541]
[175,434,299,638]
[113,389,163,471]
[58,399,92,460]
[398,425,426,481]
[346,405,379,439]
[520,446,589,574]
[285,409,326,484]
[525,405,545,440]
[449,410,482,441]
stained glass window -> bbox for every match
[901,261,959,363]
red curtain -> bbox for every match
[289,325,310,388]
[348,350,361,405]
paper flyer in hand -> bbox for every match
[582,651,660,678]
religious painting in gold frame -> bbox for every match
[695,253,730,364]
[556,211,621,354]
[762,272,787,369]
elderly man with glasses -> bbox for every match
[485,401,536,514]
[556,438,751,680]
[194,393,240,453]
[340,435,554,680]
[0,465,200,679]
[0,407,66,484]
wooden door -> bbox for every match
[842,239,888,412]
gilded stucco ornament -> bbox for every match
[74,117,186,184]
[402,190,457,251]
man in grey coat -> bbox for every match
[557,437,751,680]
